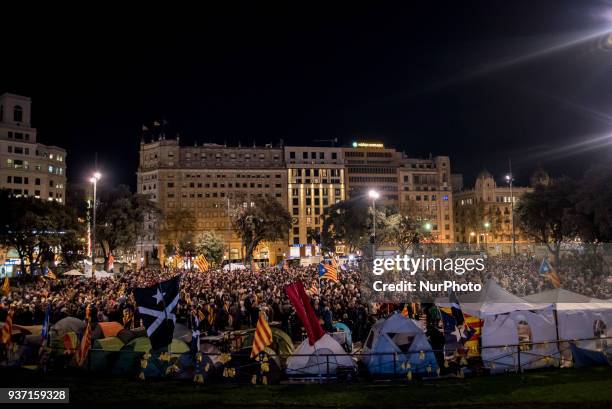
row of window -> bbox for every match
[290,188,342,197]
[5,159,64,175]
[8,189,63,201]
[288,168,341,177]
[347,167,396,174]
[289,151,338,160]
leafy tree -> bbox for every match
[160,208,197,252]
[196,231,225,267]
[0,190,84,273]
[516,177,578,267]
[95,185,157,270]
[231,196,291,263]
[321,198,370,253]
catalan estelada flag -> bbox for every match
[0,309,14,346]
[250,312,273,358]
[319,257,339,283]
[45,268,57,280]
[309,282,319,296]
[539,258,561,289]
[194,255,209,272]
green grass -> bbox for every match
[1,367,611,408]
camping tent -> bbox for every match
[122,337,190,354]
[332,322,353,351]
[93,321,124,339]
[524,289,612,354]
[242,327,294,358]
[437,280,551,318]
[50,317,85,338]
[286,334,355,376]
[361,313,437,375]
[437,281,556,373]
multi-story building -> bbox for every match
[453,169,549,246]
[398,155,454,242]
[137,135,287,265]
[0,93,67,203]
[285,146,346,254]
[342,142,403,205]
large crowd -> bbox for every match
[1,253,610,345]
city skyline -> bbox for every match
[2,1,612,189]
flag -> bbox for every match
[1,276,9,296]
[44,268,57,280]
[251,312,273,358]
[194,255,209,272]
[285,281,325,345]
[108,254,114,271]
[539,258,561,288]
[319,258,339,283]
[76,320,92,366]
[401,304,409,318]
[0,309,13,346]
[40,304,51,346]
[448,290,465,326]
[309,282,319,296]
[133,276,181,350]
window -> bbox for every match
[290,151,296,159]
[13,105,23,122]
[331,152,337,160]
[35,178,40,185]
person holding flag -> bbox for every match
[539,257,561,288]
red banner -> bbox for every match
[285,281,325,345]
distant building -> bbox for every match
[137,135,287,265]
[451,173,463,192]
[453,169,548,247]
[0,93,67,203]
[342,142,403,205]
[285,146,346,253]
[398,155,454,242]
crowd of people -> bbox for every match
[0,253,609,348]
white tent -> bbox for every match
[64,269,84,276]
[361,313,438,375]
[524,289,612,353]
[85,270,114,279]
[223,263,247,271]
[286,334,355,376]
[436,281,555,373]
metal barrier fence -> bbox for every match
[1,336,610,383]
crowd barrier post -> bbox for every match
[517,346,522,373]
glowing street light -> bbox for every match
[90,172,101,278]
[424,222,432,231]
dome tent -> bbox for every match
[242,327,294,358]
[361,313,437,375]
[286,334,355,376]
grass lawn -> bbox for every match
[1,366,611,408]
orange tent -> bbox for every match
[97,321,123,338]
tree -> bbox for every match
[196,231,225,267]
[95,185,157,270]
[0,190,85,273]
[570,165,612,244]
[321,198,370,253]
[160,208,197,252]
[231,196,291,264]
[516,177,578,267]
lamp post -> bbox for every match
[90,172,101,278]
[368,189,380,258]
[505,171,516,257]
[483,221,491,250]
[469,231,476,252]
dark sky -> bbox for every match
[3,1,612,190]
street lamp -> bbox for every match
[483,221,491,250]
[90,172,101,278]
[469,231,476,251]
[368,189,380,257]
[505,171,516,257]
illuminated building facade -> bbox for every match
[0,93,67,203]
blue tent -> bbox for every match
[333,322,353,351]
[361,313,438,375]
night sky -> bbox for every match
[3,1,612,190]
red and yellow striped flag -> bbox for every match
[194,255,209,272]
[1,276,10,296]
[0,309,14,346]
[76,320,92,366]
[250,312,273,358]
[323,258,339,283]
